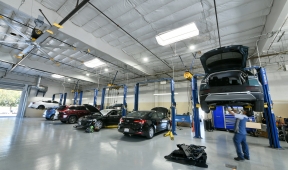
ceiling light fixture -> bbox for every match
[105,68,108,72]
[86,73,90,76]
[51,74,64,78]
[68,78,71,81]
[84,58,105,68]
[155,22,199,46]
[143,57,148,62]
[190,45,195,50]
[153,93,179,96]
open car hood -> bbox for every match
[200,45,248,74]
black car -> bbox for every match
[118,107,170,139]
[74,109,122,130]
[199,45,264,113]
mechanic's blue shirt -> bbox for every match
[234,113,248,135]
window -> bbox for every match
[157,112,165,119]
[150,112,159,119]
[110,110,118,116]
[248,79,260,86]
[127,111,149,118]
[84,104,99,112]
[76,107,87,110]
[69,106,77,110]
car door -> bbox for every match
[106,110,119,125]
[149,112,161,132]
[157,112,168,131]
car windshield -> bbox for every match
[127,111,149,118]
[151,107,168,113]
[100,109,113,116]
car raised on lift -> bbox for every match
[28,100,59,110]
[118,107,170,139]
[199,45,264,113]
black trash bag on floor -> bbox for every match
[164,144,208,168]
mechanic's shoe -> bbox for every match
[234,157,244,161]
[244,156,250,160]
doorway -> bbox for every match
[0,89,21,117]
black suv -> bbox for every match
[199,45,264,113]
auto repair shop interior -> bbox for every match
[0,0,288,170]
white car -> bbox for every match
[28,100,59,110]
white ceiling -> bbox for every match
[0,0,287,86]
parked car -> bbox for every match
[74,109,122,130]
[118,107,170,139]
[199,45,264,113]
[42,105,68,120]
[58,104,99,124]
[28,100,59,109]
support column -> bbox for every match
[93,89,98,107]
[100,88,106,110]
[170,79,177,135]
[73,91,78,105]
[122,85,127,116]
[134,83,139,111]
[63,93,67,105]
[192,77,201,138]
[78,91,83,105]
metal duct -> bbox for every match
[31,76,48,97]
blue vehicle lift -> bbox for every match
[245,66,281,148]
[191,74,205,139]
[100,84,128,117]
[93,89,98,107]
[134,78,177,135]
[52,93,67,105]
[73,91,83,105]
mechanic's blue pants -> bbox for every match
[233,133,249,159]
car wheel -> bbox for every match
[95,120,103,129]
[38,105,45,110]
[61,120,66,123]
[68,116,77,124]
[50,114,55,121]
[146,126,154,139]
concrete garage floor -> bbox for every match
[0,118,287,170]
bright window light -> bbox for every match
[51,74,64,78]
[84,58,105,68]
[155,22,199,46]
[153,93,178,96]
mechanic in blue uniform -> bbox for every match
[226,106,250,161]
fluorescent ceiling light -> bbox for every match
[143,57,148,62]
[156,22,199,46]
[84,58,105,68]
[190,45,195,50]
[105,68,108,72]
[106,95,134,98]
[86,73,90,76]
[51,74,64,78]
[68,78,71,81]
[153,93,178,96]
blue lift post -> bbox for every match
[100,85,128,116]
[93,89,98,107]
[73,91,78,105]
[63,93,67,105]
[52,93,65,105]
[258,67,281,148]
[133,78,177,135]
[78,91,83,105]
[191,74,205,139]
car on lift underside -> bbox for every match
[199,45,264,113]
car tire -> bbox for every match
[50,114,55,121]
[68,116,77,124]
[61,120,66,123]
[95,120,103,129]
[146,126,154,139]
[253,100,264,112]
[37,105,45,110]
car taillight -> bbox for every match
[134,120,146,124]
